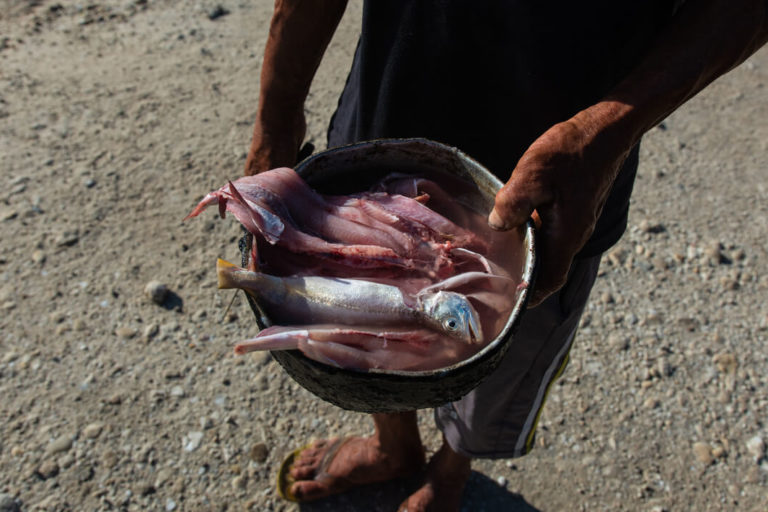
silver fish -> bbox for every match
[216,259,483,343]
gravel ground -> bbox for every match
[1,2,767,511]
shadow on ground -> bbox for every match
[298,471,540,512]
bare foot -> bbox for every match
[289,435,425,501]
[398,440,471,512]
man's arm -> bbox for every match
[245,0,348,176]
[490,0,768,307]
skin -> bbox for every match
[246,1,768,509]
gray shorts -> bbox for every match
[435,254,602,459]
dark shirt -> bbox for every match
[328,1,675,256]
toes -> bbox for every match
[290,463,317,480]
[291,479,340,502]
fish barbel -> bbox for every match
[216,259,483,343]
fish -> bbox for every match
[185,168,487,277]
[233,325,476,371]
[216,259,483,344]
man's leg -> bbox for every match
[398,436,472,512]
[289,411,426,501]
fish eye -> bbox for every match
[444,318,459,331]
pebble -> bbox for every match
[249,442,269,463]
[496,476,508,487]
[115,326,137,339]
[54,229,79,247]
[74,463,94,483]
[693,442,713,465]
[37,459,60,479]
[137,483,156,497]
[82,423,103,439]
[145,281,169,305]
[608,333,629,351]
[171,386,186,398]
[165,498,177,511]
[657,358,672,378]
[46,435,73,455]
[31,250,46,264]
[0,207,19,222]
[101,450,119,469]
[231,474,247,490]
[746,436,765,461]
[643,398,660,410]
[712,352,738,374]
[184,431,204,452]
[155,468,174,488]
[0,493,19,512]
[144,323,160,340]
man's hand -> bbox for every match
[244,0,347,176]
[489,109,631,308]
[244,107,306,175]
[490,0,768,308]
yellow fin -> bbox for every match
[216,258,240,289]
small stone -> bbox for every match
[145,281,168,305]
[744,466,762,484]
[10,446,23,457]
[746,436,765,461]
[496,476,507,487]
[712,352,738,374]
[208,5,230,20]
[249,442,269,463]
[0,493,19,512]
[231,474,247,490]
[0,207,19,221]
[54,229,79,247]
[137,483,156,496]
[608,333,629,351]
[82,423,103,439]
[102,450,119,469]
[74,463,94,483]
[170,386,186,398]
[58,453,75,469]
[106,393,122,405]
[657,358,672,378]
[184,431,204,452]
[31,250,46,264]
[711,444,727,459]
[703,241,723,264]
[155,468,174,488]
[37,459,60,479]
[46,434,73,454]
[115,326,136,339]
[693,442,714,465]
[144,323,159,340]
[643,398,660,409]
[165,498,177,511]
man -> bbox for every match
[244,1,768,510]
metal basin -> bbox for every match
[240,138,536,413]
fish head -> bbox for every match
[418,290,483,344]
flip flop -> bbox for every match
[277,437,353,502]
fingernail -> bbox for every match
[488,209,508,230]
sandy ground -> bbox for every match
[1,1,767,511]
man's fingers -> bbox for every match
[489,173,553,231]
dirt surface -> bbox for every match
[1,2,767,511]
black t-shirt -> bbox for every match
[328,1,675,256]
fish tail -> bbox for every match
[216,258,240,289]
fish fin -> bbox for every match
[183,194,218,221]
[216,258,240,289]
